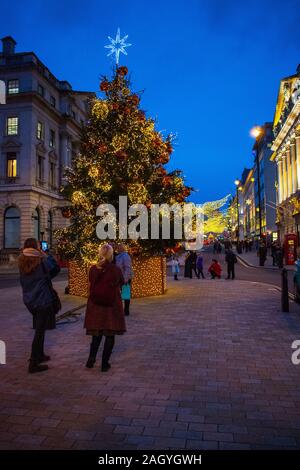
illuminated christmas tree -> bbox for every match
[56,66,192,262]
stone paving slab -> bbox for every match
[1,277,300,449]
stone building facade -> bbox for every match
[271,64,300,242]
[0,36,95,254]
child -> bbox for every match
[208,259,222,279]
[196,252,205,279]
[172,255,180,280]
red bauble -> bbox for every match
[162,176,172,187]
[100,80,110,91]
[98,144,107,153]
[116,150,128,160]
[61,207,72,218]
[130,94,140,106]
[117,66,128,76]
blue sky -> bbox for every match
[2,0,300,203]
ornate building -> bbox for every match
[0,37,95,255]
[271,64,300,242]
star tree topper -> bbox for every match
[104,28,132,65]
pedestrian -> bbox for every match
[196,252,205,278]
[271,241,277,266]
[184,251,192,278]
[217,242,222,254]
[171,255,180,280]
[84,244,126,372]
[225,248,237,279]
[18,238,61,374]
[213,241,218,254]
[276,243,284,269]
[258,241,267,267]
[208,259,222,279]
[115,243,133,316]
[189,251,199,278]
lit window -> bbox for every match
[7,153,17,177]
[49,129,55,148]
[37,121,43,140]
[7,117,18,135]
[50,95,56,108]
[7,79,19,94]
[38,84,44,97]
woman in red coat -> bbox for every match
[84,244,126,372]
[208,259,222,279]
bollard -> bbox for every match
[281,268,289,312]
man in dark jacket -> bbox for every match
[225,249,237,279]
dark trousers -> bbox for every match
[196,268,205,278]
[89,335,115,366]
[227,263,235,279]
[210,271,220,279]
[191,266,199,278]
[124,299,130,315]
[31,309,49,362]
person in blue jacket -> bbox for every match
[18,238,61,373]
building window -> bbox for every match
[47,211,53,247]
[7,79,19,94]
[49,129,55,148]
[4,206,20,249]
[49,162,56,188]
[32,208,40,241]
[38,84,44,97]
[37,155,44,181]
[50,95,56,108]
[7,153,17,178]
[37,121,44,140]
[6,116,18,135]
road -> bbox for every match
[181,245,296,295]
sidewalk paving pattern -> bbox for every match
[1,277,300,450]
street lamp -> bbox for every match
[250,125,263,240]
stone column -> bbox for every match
[286,147,292,199]
[296,134,300,190]
[282,154,287,201]
[291,141,297,194]
[278,160,283,204]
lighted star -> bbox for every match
[104,28,132,65]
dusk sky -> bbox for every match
[2,0,300,203]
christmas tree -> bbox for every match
[56,66,192,263]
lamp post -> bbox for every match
[250,126,263,240]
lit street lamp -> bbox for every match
[250,125,263,240]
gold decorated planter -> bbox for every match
[68,256,167,299]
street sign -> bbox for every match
[0,80,6,104]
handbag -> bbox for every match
[121,283,131,300]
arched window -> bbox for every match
[4,206,20,249]
[32,208,40,240]
[47,210,53,247]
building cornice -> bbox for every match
[0,184,65,200]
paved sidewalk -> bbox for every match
[1,277,300,450]
[235,249,295,271]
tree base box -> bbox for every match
[68,256,167,299]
